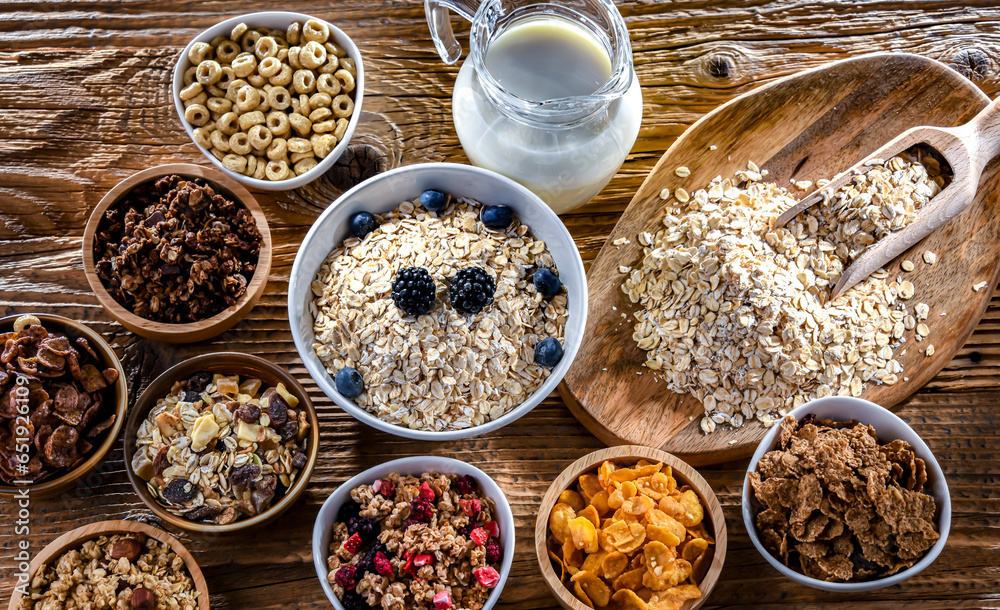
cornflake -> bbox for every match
[623,157,944,432]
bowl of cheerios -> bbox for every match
[173,12,364,191]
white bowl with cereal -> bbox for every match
[288,162,587,440]
[172,12,364,191]
[311,455,515,610]
[742,396,951,592]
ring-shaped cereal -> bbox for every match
[184,103,210,126]
[216,39,240,64]
[292,69,316,94]
[267,86,292,111]
[240,29,262,53]
[298,41,327,70]
[309,107,332,122]
[302,19,330,44]
[266,138,288,160]
[206,84,226,99]
[230,22,248,42]
[235,85,261,113]
[288,113,312,136]
[252,159,267,180]
[245,154,258,176]
[286,22,301,45]
[207,97,232,114]
[318,59,338,75]
[265,160,289,181]
[316,73,341,96]
[290,150,314,164]
[216,66,236,90]
[246,73,265,88]
[222,153,248,173]
[339,57,357,77]
[254,36,278,60]
[333,117,349,141]
[215,113,240,137]
[179,82,203,101]
[269,63,293,87]
[238,110,266,131]
[248,124,273,150]
[309,92,332,110]
[231,53,257,78]
[225,79,248,102]
[334,69,355,94]
[195,60,222,86]
[266,111,290,137]
[287,46,302,69]
[324,42,347,58]
[192,127,213,149]
[183,91,207,108]
[187,41,212,65]
[229,132,252,155]
[256,56,281,79]
[287,137,312,153]
[183,66,198,87]
[332,94,354,118]
[210,128,232,152]
[254,94,271,113]
[311,134,337,158]
[312,120,335,134]
[294,157,319,176]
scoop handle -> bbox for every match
[425,0,480,65]
[969,94,1000,175]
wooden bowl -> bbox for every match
[82,163,272,343]
[6,519,210,610]
[535,446,727,610]
[0,313,127,500]
[122,352,319,533]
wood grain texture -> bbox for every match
[562,52,1000,465]
[0,1,999,608]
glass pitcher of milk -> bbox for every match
[425,0,643,213]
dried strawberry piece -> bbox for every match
[483,520,500,538]
[374,551,392,577]
[402,550,417,577]
[453,474,476,495]
[373,478,395,497]
[413,553,434,567]
[473,566,500,588]
[419,481,436,500]
[433,591,453,609]
[459,498,481,517]
[470,527,488,546]
[342,532,363,555]
[334,565,358,590]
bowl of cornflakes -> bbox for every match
[742,396,951,592]
[536,446,726,610]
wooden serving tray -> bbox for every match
[561,53,1000,466]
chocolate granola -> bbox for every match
[749,415,940,582]
[327,472,503,610]
[94,174,262,324]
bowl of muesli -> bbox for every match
[312,456,515,610]
[123,352,319,533]
[8,519,209,610]
[288,162,587,439]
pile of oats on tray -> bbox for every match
[623,154,946,434]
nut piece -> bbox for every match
[109,538,144,562]
[129,587,156,610]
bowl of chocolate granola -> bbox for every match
[123,352,318,533]
[742,396,951,591]
[0,313,126,500]
[312,456,515,610]
[83,163,272,343]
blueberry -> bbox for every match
[534,338,563,367]
[419,190,447,212]
[335,366,365,398]
[533,268,562,297]
[350,212,378,238]
[481,205,513,229]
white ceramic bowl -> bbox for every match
[312,456,516,609]
[288,162,588,440]
[172,11,365,191]
[742,396,951,592]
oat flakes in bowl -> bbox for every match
[289,163,587,440]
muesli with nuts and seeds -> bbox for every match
[131,371,310,525]
[327,471,503,610]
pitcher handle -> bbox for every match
[425,0,479,65]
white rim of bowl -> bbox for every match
[311,456,516,610]
[287,162,588,440]
[742,396,952,591]
[171,11,365,191]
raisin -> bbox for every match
[152,446,169,478]
[228,463,260,487]
[235,403,260,423]
[186,372,212,393]
[161,479,197,504]
[278,420,298,442]
[185,505,224,521]
[290,451,308,469]
[267,393,289,426]
[182,389,201,403]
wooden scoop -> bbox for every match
[773,95,1000,301]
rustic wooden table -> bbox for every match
[1,1,999,608]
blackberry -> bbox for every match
[347,516,379,543]
[391,267,436,316]
[339,589,371,610]
[449,267,495,314]
[410,497,434,522]
[453,474,476,495]
[357,541,388,574]
[457,523,476,539]
[337,500,362,523]
[485,538,502,563]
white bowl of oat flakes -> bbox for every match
[288,162,587,439]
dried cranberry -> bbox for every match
[473,566,500,588]
[267,393,289,426]
[483,520,500,538]
[453,474,476,495]
[459,498,481,517]
[485,538,501,563]
[409,497,433,522]
[373,478,395,497]
[161,479,197,504]
[470,527,488,546]
[235,403,260,423]
[186,371,212,393]
[374,551,392,577]
[413,553,434,567]
[334,564,358,590]
[433,591,453,609]
[228,463,261,487]
[342,532,362,555]
[418,481,436,500]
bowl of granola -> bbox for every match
[0,313,127,500]
[312,456,515,610]
[123,352,318,533]
[742,396,951,591]
[8,519,208,610]
[288,162,587,439]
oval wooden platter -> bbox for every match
[560,52,1000,465]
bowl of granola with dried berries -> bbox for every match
[743,396,950,592]
[288,162,587,440]
[312,456,515,610]
[124,352,318,533]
